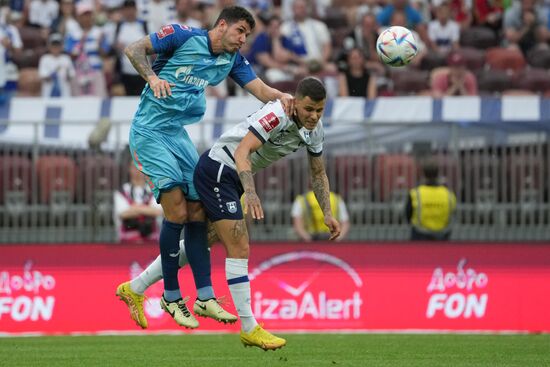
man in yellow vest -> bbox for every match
[405,160,456,241]
[292,190,350,241]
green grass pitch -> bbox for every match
[1,333,549,367]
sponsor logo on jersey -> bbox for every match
[174,65,209,88]
[157,25,175,39]
[258,112,280,132]
[179,24,191,31]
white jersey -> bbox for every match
[209,100,324,172]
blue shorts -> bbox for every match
[194,151,244,222]
[129,125,200,202]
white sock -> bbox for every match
[226,258,257,333]
[131,240,188,294]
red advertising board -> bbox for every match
[1,242,549,335]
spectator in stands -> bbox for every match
[342,12,384,72]
[431,51,478,97]
[428,2,460,56]
[65,1,110,97]
[138,0,176,34]
[405,159,456,241]
[175,0,201,28]
[292,189,350,242]
[107,0,147,96]
[50,0,81,37]
[376,0,429,44]
[473,0,503,32]
[114,158,163,243]
[28,0,59,31]
[0,11,22,99]
[247,15,306,83]
[281,0,336,73]
[338,48,377,98]
[38,33,75,97]
[503,0,549,55]
[431,0,472,29]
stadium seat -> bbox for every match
[526,48,550,69]
[36,155,76,212]
[374,154,416,203]
[77,155,118,210]
[485,47,526,73]
[420,52,447,71]
[0,155,32,215]
[463,152,501,212]
[476,69,516,94]
[459,27,498,49]
[459,47,486,71]
[16,68,41,97]
[515,69,550,93]
[269,80,300,94]
[331,154,371,218]
[391,69,430,95]
[323,7,348,29]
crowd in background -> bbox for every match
[1,0,550,102]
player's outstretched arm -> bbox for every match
[234,132,264,220]
[308,154,341,240]
[124,35,173,98]
[244,78,295,115]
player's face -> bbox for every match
[221,20,252,53]
[294,96,325,130]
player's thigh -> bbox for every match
[129,128,185,202]
[160,187,187,223]
[186,200,206,222]
[193,152,244,223]
[212,219,249,259]
[164,128,201,201]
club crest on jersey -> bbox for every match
[259,112,280,132]
[157,25,175,39]
[226,201,238,213]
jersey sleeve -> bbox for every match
[307,122,324,156]
[150,24,194,54]
[247,101,286,144]
[229,52,257,87]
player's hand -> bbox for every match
[244,191,264,220]
[324,215,341,241]
[148,75,175,98]
[279,93,295,116]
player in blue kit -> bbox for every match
[115,6,294,330]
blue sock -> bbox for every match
[160,220,183,302]
[184,221,214,300]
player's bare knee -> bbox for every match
[164,206,188,224]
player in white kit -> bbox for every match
[118,77,340,350]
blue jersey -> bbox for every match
[132,24,257,131]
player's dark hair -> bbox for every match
[214,6,255,30]
[295,77,326,102]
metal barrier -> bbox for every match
[1,119,549,242]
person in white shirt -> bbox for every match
[137,0,176,35]
[39,33,75,97]
[114,158,163,243]
[175,0,201,28]
[428,2,460,55]
[28,0,59,29]
[281,0,336,72]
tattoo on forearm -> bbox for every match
[239,170,256,194]
[125,38,155,81]
[312,174,331,216]
[230,220,248,241]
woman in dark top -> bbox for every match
[338,48,377,98]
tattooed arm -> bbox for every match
[308,154,342,240]
[234,132,264,219]
[124,36,173,98]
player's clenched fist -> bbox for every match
[148,75,174,98]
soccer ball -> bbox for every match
[376,26,418,67]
